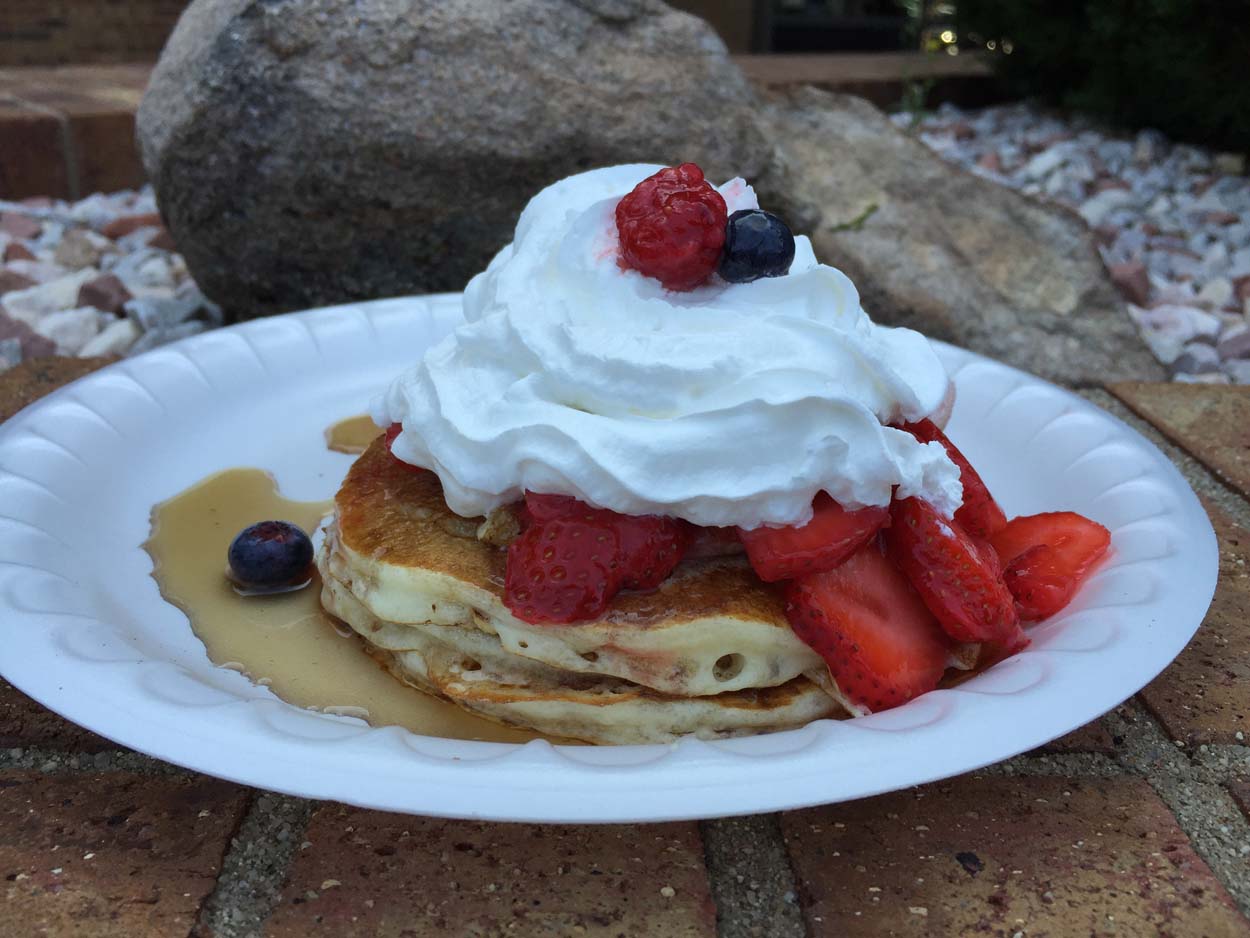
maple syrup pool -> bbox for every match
[143,416,537,743]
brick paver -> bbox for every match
[0,355,114,423]
[1111,383,1250,500]
[0,771,248,937]
[781,776,1247,937]
[0,99,71,199]
[0,65,150,199]
[0,679,112,751]
[265,807,716,937]
[1139,501,1250,745]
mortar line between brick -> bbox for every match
[0,745,189,775]
[192,792,315,938]
[701,813,808,938]
[1103,700,1250,916]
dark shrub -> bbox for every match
[957,0,1250,152]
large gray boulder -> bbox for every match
[139,0,1165,382]
[137,0,765,317]
[755,88,1166,383]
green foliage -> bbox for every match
[957,0,1250,152]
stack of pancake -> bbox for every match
[316,437,848,744]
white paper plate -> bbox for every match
[0,295,1217,822]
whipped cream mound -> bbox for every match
[374,164,962,530]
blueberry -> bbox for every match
[718,209,796,283]
[227,520,313,591]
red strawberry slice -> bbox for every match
[990,512,1111,620]
[738,493,889,583]
[520,491,692,593]
[901,418,1007,538]
[504,518,623,623]
[784,543,950,713]
[613,515,692,589]
[884,497,1018,643]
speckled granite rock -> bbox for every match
[137,0,766,319]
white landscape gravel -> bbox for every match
[0,188,218,365]
[900,102,1250,384]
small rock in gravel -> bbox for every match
[1133,128,1168,166]
[0,338,21,372]
[1175,370,1232,384]
[128,320,206,354]
[1108,261,1151,305]
[0,269,36,294]
[1079,188,1135,226]
[3,259,67,284]
[0,310,56,359]
[1224,359,1250,382]
[1214,153,1246,176]
[112,249,179,293]
[976,151,1002,173]
[1201,210,1239,226]
[1217,326,1250,360]
[77,273,133,315]
[3,242,35,263]
[124,288,202,331]
[1130,304,1222,363]
[1197,276,1234,309]
[0,213,41,240]
[79,318,140,357]
[101,212,163,240]
[53,229,113,270]
[1171,342,1222,376]
[148,227,177,252]
[1,269,95,327]
[33,306,104,355]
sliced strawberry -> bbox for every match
[784,543,950,713]
[613,515,692,589]
[686,525,745,560]
[884,497,1018,643]
[520,491,691,592]
[504,518,623,623]
[738,493,889,583]
[990,512,1111,620]
[901,418,1007,538]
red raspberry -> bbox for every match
[615,163,727,291]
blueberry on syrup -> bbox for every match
[718,209,796,283]
[227,520,314,592]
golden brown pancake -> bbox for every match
[315,437,842,742]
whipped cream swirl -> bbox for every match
[374,164,961,529]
